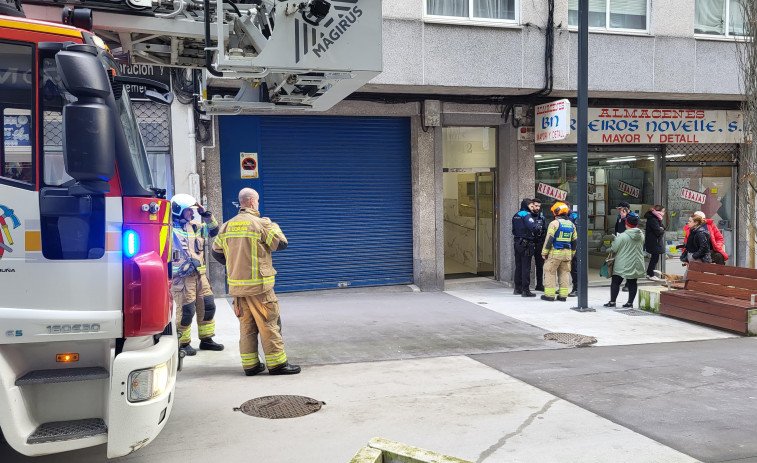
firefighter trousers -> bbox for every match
[171,272,216,344]
[234,289,288,371]
[543,253,572,298]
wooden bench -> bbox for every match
[659,262,757,335]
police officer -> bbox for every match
[541,202,577,302]
[512,198,538,297]
[530,198,547,292]
[567,206,578,297]
[170,194,224,356]
[211,188,300,376]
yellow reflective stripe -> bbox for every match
[198,322,215,332]
[163,206,171,224]
[179,326,191,342]
[545,288,557,296]
[227,276,275,286]
[197,265,207,272]
[173,229,201,237]
[159,225,169,258]
[265,229,281,246]
[0,18,83,38]
[559,288,570,296]
[549,249,573,255]
[265,352,287,367]
[219,232,261,239]
[214,236,223,247]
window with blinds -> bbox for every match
[694,0,746,37]
[568,0,648,31]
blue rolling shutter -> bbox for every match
[220,115,412,292]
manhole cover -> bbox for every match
[544,332,597,347]
[234,395,325,419]
[614,308,655,316]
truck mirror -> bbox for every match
[56,46,116,195]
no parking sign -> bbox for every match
[240,152,259,179]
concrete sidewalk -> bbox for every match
[1,282,738,463]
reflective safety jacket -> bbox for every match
[171,212,219,279]
[542,218,577,257]
[211,208,287,297]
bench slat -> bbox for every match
[688,262,757,280]
[684,280,757,301]
[685,270,757,292]
[659,303,747,334]
[660,291,748,321]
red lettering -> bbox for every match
[623,109,639,118]
[598,108,611,118]
[696,110,705,119]
[647,134,654,142]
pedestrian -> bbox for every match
[540,202,576,302]
[170,194,225,356]
[682,214,712,266]
[567,207,578,297]
[644,205,666,280]
[512,198,539,297]
[604,213,645,308]
[211,188,300,376]
[615,201,631,292]
[683,211,728,265]
[531,198,547,292]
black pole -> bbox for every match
[572,0,594,312]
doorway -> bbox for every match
[442,127,496,279]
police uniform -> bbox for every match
[512,198,539,296]
[171,207,223,353]
[541,203,577,301]
[211,207,300,376]
[532,209,547,291]
[568,211,578,296]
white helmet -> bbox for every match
[171,193,197,218]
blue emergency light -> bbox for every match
[124,230,140,258]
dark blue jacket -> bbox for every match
[512,199,538,241]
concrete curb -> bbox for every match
[349,437,473,463]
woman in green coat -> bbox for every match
[604,213,646,308]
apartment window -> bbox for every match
[695,0,746,37]
[426,0,516,22]
[568,0,648,31]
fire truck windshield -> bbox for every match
[99,53,155,191]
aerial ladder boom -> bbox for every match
[20,0,383,113]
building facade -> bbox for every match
[168,0,747,293]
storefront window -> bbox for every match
[534,152,658,282]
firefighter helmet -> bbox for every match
[551,202,570,217]
[171,193,197,218]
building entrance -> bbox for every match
[442,127,496,279]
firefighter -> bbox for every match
[512,198,539,297]
[531,198,547,292]
[540,202,577,302]
[211,188,300,376]
[170,194,224,356]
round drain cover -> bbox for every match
[544,332,597,347]
[234,395,325,419]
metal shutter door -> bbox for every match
[258,115,412,292]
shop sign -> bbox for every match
[240,152,259,179]
[617,180,640,198]
[3,114,31,147]
[117,63,171,99]
[535,99,570,142]
[537,182,567,201]
[681,187,706,204]
[537,107,744,144]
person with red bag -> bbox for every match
[683,211,728,265]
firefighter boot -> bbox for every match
[268,362,301,375]
[244,363,266,376]
[199,337,225,351]
[180,343,197,356]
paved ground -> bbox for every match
[1,282,753,462]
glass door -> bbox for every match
[442,127,497,279]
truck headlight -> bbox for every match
[128,361,170,402]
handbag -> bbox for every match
[600,252,615,278]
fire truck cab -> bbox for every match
[0,16,178,458]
